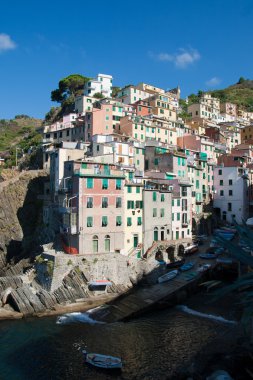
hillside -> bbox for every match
[209,78,253,111]
[0,116,42,154]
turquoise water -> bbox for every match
[0,305,234,380]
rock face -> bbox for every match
[0,170,49,261]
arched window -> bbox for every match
[154,227,158,242]
[105,235,110,252]
[92,235,98,253]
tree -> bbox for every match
[238,77,246,84]
[51,74,90,103]
[111,86,121,98]
[93,92,104,99]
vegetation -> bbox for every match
[93,92,104,99]
[0,116,42,167]
[209,78,253,111]
[112,86,121,98]
[50,74,90,118]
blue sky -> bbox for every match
[0,0,253,119]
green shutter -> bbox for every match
[116,216,122,226]
[102,216,108,226]
[161,194,165,202]
[127,217,132,226]
[82,163,87,169]
[102,178,108,189]
[153,192,157,201]
[116,179,121,189]
[137,217,142,225]
[160,208,164,217]
[87,178,93,189]
[87,217,93,227]
[127,186,132,193]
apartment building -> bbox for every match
[61,161,125,255]
[83,73,113,98]
[188,93,220,121]
[213,165,249,224]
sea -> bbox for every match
[0,297,237,380]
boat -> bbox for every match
[166,258,185,269]
[196,263,211,272]
[180,261,195,272]
[184,244,199,255]
[83,350,122,369]
[88,280,112,286]
[158,269,178,284]
[216,258,234,265]
[199,253,218,260]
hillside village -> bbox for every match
[40,73,253,259]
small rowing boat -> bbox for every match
[158,269,178,284]
[88,280,112,286]
[83,350,122,369]
[180,261,195,272]
[199,253,218,260]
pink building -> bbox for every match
[61,161,125,255]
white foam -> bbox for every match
[56,312,105,325]
[177,305,237,325]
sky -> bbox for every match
[0,0,253,120]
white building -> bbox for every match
[84,74,113,98]
[213,166,249,224]
[116,85,150,105]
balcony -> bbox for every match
[182,222,189,227]
[75,167,124,178]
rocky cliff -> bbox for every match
[0,170,49,263]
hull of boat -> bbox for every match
[85,353,122,369]
[158,270,178,283]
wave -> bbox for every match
[176,305,237,325]
[56,312,105,325]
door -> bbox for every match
[176,231,179,240]
[161,230,165,241]
[154,229,158,241]
[133,235,138,248]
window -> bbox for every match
[218,169,222,175]
[172,199,174,206]
[160,208,165,217]
[172,213,174,221]
[228,203,232,211]
[229,190,233,196]
[116,216,122,226]
[177,213,180,221]
[177,199,180,207]
[229,179,233,185]
[127,200,134,209]
[220,190,224,196]
[161,194,165,202]
[127,217,132,226]
[102,197,108,208]
[220,180,223,186]
[92,235,98,253]
[102,178,108,189]
[127,186,132,193]
[116,197,122,208]
[87,197,93,208]
[102,216,108,227]
[153,208,157,217]
[87,217,93,227]
[137,217,142,225]
[116,179,122,190]
[136,200,143,209]
[105,235,110,252]
[136,187,140,193]
[153,192,157,201]
[87,178,93,189]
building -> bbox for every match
[213,165,249,224]
[188,93,220,121]
[84,74,113,98]
[61,161,125,255]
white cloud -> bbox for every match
[0,33,16,53]
[149,48,200,69]
[206,77,221,87]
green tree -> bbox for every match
[50,74,90,116]
[93,92,104,99]
[238,77,246,84]
[111,86,121,98]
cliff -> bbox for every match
[0,170,49,264]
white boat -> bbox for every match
[83,351,122,369]
[158,270,178,283]
[196,263,211,272]
[184,244,198,255]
